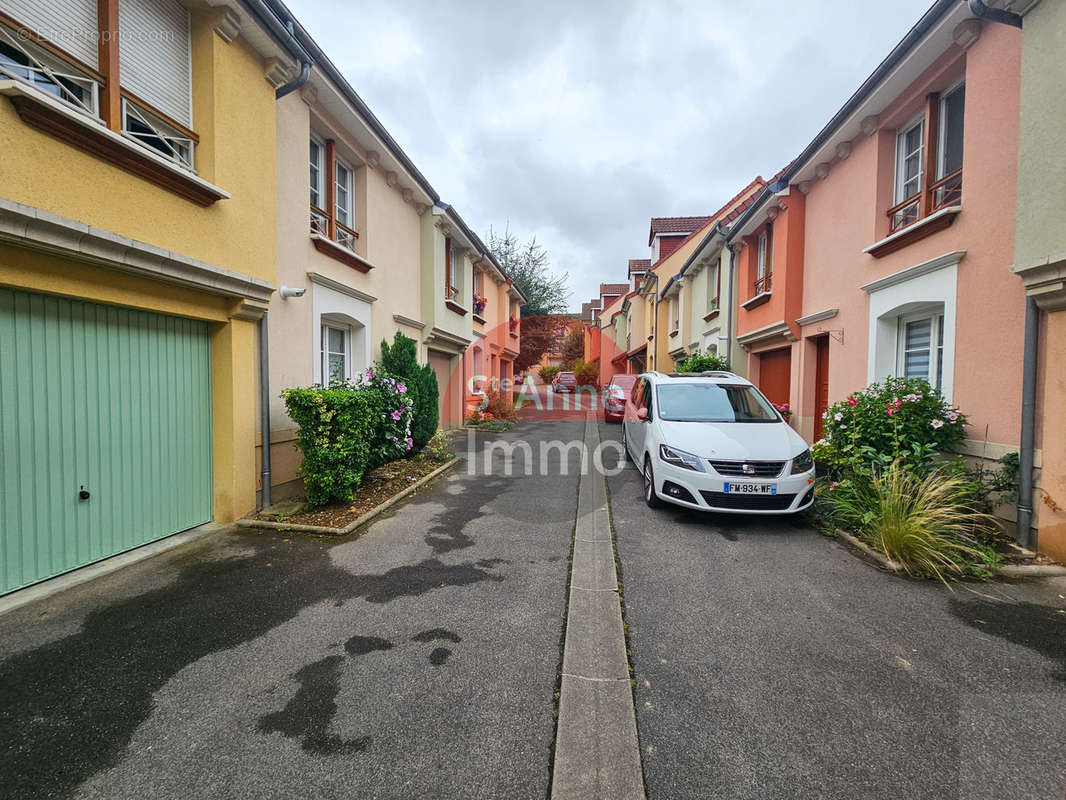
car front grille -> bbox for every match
[708,460,785,478]
[699,491,796,511]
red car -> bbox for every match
[552,371,578,392]
[602,374,637,422]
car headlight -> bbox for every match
[790,449,814,474]
[659,444,705,472]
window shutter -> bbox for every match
[118,0,191,126]
[5,0,99,68]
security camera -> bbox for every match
[279,286,307,299]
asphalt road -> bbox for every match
[0,416,583,800]
[599,419,1066,800]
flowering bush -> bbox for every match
[281,366,415,509]
[773,402,792,421]
[813,377,966,472]
[379,332,438,450]
[472,293,487,315]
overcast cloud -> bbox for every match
[284,0,933,310]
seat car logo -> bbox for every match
[742,464,755,475]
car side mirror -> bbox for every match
[637,407,649,422]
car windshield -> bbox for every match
[655,382,780,423]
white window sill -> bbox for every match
[863,205,962,257]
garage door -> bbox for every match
[428,350,462,429]
[757,347,792,407]
[0,288,213,595]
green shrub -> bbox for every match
[421,429,455,463]
[818,461,999,581]
[540,365,561,384]
[814,377,967,473]
[571,358,599,387]
[282,385,375,509]
[380,332,439,449]
[675,349,729,373]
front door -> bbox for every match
[757,347,792,407]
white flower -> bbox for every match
[822,411,829,419]
[833,412,843,421]
[948,412,958,422]
[931,419,945,429]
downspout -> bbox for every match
[725,243,736,369]
[1017,296,1038,548]
[967,0,1023,28]
[242,0,313,98]
[259,311,272,508]
[276,60,310,99]
[650,272,660,371]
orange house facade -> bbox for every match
[732,4,1036,535]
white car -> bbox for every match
[621,371,815,514]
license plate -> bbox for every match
[724,482,776,495]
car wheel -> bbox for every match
[643,457,666,509]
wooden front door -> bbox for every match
[813,336,830,441]
[757,347,791,407]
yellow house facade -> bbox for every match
[0,0,297,594]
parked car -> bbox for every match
[621,371,814,514]
[552,371,578,392]
[603,374,637,422]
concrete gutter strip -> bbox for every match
[0,522,227,616]
[551,415,645,800]
[235,457,460,535]
[836,529,904,572]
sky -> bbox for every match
[284,0,934,311]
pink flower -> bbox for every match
[931,419,945,429]
[886,403,896,416]
[948,411,958,422]
[847,396,858,407]
[397,383,407,393]
[391,410,402,421]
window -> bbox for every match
[670,297,679,331]
[308,137,359,251]
[310,138,323,210]
[755,223,772,293]
[897,312,944,391]
[655,383,779,423]
[118,0,192,128]
[122,98,193,167]
[444,237,456,300]
[321,324,349,385]
[889,84,965,233]
[895,116,925,203]
[707,262,720,311]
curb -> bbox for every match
[235,457,460,535]
[835,528,904,572]
[835,528,1066,579]
[551,413,645,800]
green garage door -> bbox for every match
[0,288,213,595]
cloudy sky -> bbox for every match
[286,0,933,310]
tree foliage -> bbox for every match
[560,325,585,365]
[486,225,569,317]
[380,332,439,449]
[514,314,560,372]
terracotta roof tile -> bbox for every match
[648,216,713,245]
[628,259,651,275]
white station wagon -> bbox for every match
[621,371,815,514]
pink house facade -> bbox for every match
[732,3,1032,533]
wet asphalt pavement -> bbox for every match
[599,419,1066,800]
[3,389,1066,800]
[0,412,583,800]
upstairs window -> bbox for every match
[755,222,773,294]
[707,262,720,311]
[308,136,359,252]
[895,116,924,204]
[889,83,965,233]
[0,31,98,115]
[444,237,457,300]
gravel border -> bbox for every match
[234,457,460,535]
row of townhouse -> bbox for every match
[0,0,522,596]
[583,0,1066,560]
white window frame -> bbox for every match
[896,311,944,391]
[707,262,720,311]
[895,114,925,203]
[335,158,353,228]
[321,322,351,385]
[310,135,324,210]
[936,81,965,180]
[756,231,768,279]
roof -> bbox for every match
[648,216,713,246]
[628,259,651,276]
[599,282,629,296]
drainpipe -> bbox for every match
[647,272,660,371]
[259,311,272,509]
[967,0,1023,28]
[1017,296,1038,548]
[724,244,736,369]
[242,0,313,98]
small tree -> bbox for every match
[380,332,439,449]
[560,325,585,365]
[515,314,560,373]
[485,225,569,317]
